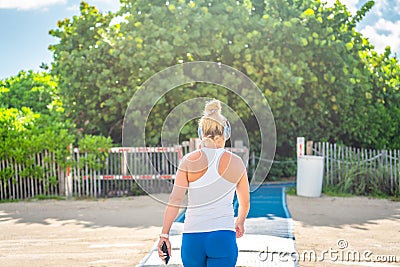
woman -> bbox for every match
[157,99,250,267]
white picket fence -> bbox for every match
[0,144,249,200]
[67,146,184,198]
[2,141,399,200]
[0,150,62,200]
[312,142,400,195]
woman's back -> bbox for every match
[182,147,246,233]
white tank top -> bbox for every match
[183,148,237,233]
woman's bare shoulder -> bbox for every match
[219,150,246,183]
[222,150,245,167]
[184,149,203,161]
[179,149,203,168]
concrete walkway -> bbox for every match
[137,183,298,267]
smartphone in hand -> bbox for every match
[161,241,170,264]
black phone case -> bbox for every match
[161,241,170,264]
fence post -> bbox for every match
[306,141,313,155]
[58,150,66,197]
[59,144,73,197]
[189,138,201,152]
[251,151,255,177]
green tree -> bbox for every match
[49,0,400,161]
[0,107,74,166]
[49,2,125,140]
[360,47,400,148]
[0,70,62,116]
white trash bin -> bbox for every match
[296,155,324,197]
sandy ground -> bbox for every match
[286,195,400,266]
[0,194,399,267]
[0,196,167,267]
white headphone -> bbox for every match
[198,120,231,140]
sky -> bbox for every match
[0,0,399,80]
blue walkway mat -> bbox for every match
[240,183,295,219]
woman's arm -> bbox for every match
[160,168,188,234]
[235,169,250,238]
[157,161,188,261]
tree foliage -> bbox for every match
[0,105,113,186]
[0,107,74,167]
[0,68,113,184]
[0,70,74,164]
[359,47,400,148]
[49,3,123,139]
[0,70,63,116]
[0,69,75,158]
[49,0,400,160]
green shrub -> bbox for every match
[325,161,399,197]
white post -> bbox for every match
[189,138,201,152]
[297,137,305,158]
[65,145,73,197]
[306,141,313,155]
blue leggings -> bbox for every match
[181,230,238,267]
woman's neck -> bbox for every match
[202,139,225,148]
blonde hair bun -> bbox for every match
[199,99,229,140]
[204,99,222,116]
